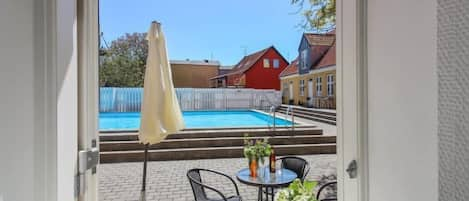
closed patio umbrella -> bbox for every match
[139,21,185,192]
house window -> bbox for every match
[273,59,280,68]
[327,74,334,96]
[263,58,270,68]
[300,80,305,96]
[316,77,322,96]
[301,49,308,69]
[282,82,288,97]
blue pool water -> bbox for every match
[99,110,293,130]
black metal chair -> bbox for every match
[316,181,337,201]
[278,156,310,181]
[264,156,311,196]
[187,168,242,201]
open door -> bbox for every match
[77,0,99,201]
[336,0,368,200]
[70,0,369,201]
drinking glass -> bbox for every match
[276,160,283,180]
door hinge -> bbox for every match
[346,160,358,179]
[75,144,99,197]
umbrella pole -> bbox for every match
[141,143,150,192]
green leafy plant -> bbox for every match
[290,0,336,32]
[99,32,148,87]
[243,134,272,163]
[275,179,318,201]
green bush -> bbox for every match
[275,179,318,201]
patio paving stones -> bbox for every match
[99,154,336,201]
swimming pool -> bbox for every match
[99,110,293,130]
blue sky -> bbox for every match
[99,0,306,65]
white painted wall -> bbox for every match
[367,0,438,201]
[0,0,78,201]
[0,0,37,201]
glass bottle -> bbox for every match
[269,148,276,173]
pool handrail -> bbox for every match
[291,106,295,131]
[286,106,295,131]
[269,106,276,131]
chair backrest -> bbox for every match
[279,156,310,181]
[316,181,337,201]
[187,169,208,201]
[187,168,237,201]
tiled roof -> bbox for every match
[314,41,336,69]
[210,46,285,80]
[282,31,336,77]
[304,33,335,46]
[230,47,270,72]
[279,58,299,77]
[309,45,331,67]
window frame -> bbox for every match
[263,58,270,68]
[47,0,371,200]
[299,80,305,96]
[301,49,308,69]
[327,74,334,96]
[316,76,322,96]
[273,59,280,68]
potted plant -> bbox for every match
[243,134,272,178]
[275,179,318,201]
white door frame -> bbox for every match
[39,0,369,200]
[336,0,369,201]
[39,0,99,201]
[43,0,80,200]
[77,0,100,200]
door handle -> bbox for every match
[346,160,358,179]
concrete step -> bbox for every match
[99,143,337,163]
[277,108,336,121]
[277,110,336,125]
[100,128,323,142]
[279,105,336,116]
[100,135,337,151]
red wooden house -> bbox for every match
[210,46,289,90]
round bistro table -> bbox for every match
[236,167,297,201]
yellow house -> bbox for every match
[280,33,336,109]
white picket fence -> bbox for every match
[100,87,282,112]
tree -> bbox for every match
[99,32,148,87]
[291,0,336,32]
